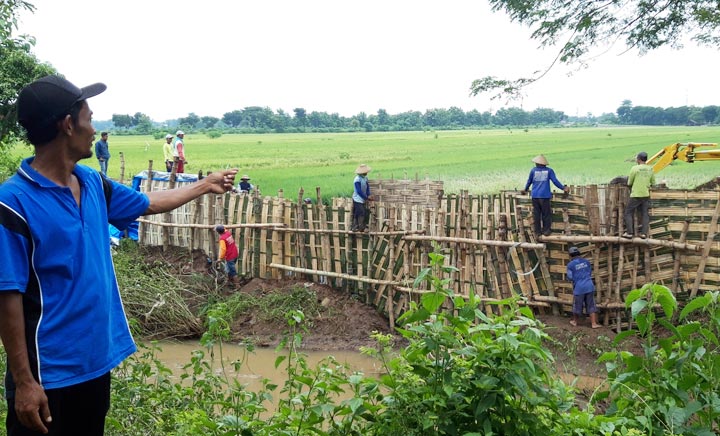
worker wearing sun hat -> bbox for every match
[162,133,174,172]
[351,164,373,232]
[236,174,254,193]
[521,154,569,237]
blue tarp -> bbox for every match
[110,171,199,245]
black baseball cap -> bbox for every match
[637,151,648,161]
[17,75,106,129]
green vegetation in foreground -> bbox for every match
[10,126,720,197]
[1,249,719,435]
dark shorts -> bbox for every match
[6,372,110,436]
[573,292,597,315]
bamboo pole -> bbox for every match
[539,234,700,251]
[691,193,720,297]
[275,228,425,235]
[135,218,284,229]
[269,263,399,286]
[119,152,125,184]
[403,235,544,249]
[671,220,690,292]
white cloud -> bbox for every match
[16,0,720,121]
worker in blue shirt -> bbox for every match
[521,154,569,237]
[0,75,238,435]
[566,246,601,328]
[351,164,373,232]
[95,132,110,176]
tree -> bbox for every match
[0,0,56,170]
[200,116,219,129]
[471,0,720,99]
[222,110,243,128]
[616,100,634,125]
[111,114,133,129]
[179,112,200,129]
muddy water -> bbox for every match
[152,341,384,391]
[151,341,604,393]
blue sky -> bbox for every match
[16,0,720,121]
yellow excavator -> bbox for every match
[647,142,720,173]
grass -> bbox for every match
[11,125,720,197]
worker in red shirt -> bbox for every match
[215,225,239,285]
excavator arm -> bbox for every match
[647,143,720,173]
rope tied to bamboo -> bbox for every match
[506,242,541,277]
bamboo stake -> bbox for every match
[691,192,720,297]
[404,235,544,249]
[671,220,690,292]
[539,234,699,251]
[119,152,125,184]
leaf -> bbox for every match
[653,284,676,318]
[625,288,645,307]
[421,291,445,313]
[631,299,648,318]
[397,307,431,325]
[413,267,431,288]
[613,329,637,345]
[274,355,287,368]
[518,306,535,319]
[680,293,711,320]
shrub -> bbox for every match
[595,283,720,435]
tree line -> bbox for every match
[106,100,720,136]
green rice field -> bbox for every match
[12,126,720,197]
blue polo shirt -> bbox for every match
[0,158,150,394]
[566,257,595,296]
[524,166,565,199]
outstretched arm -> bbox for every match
[144,169,238,215]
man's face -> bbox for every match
[101,133,108,141]
[72,101,96,160]
[166,137,173,143]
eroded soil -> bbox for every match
[138,245,636,380]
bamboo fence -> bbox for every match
[132,174,720,329]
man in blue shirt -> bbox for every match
[351,164,372,232]
[521,154,569,237]
[0,75,238,435]
[94,131,110,176]
[566,246,601,328]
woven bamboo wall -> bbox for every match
[134,177,720,326]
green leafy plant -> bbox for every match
[364,251,581,435]
[595,283,720,435]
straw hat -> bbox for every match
[532,155,548,165]
[240,175,251,180]
[355,164,372,175]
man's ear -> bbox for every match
[57,114,74,137]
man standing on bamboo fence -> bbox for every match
[351,164,373,232]
[0,75,238,436]
[521,154,569,237]
[622,151,655,239]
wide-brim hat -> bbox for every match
[355,164,371,174]
[17,75,106,129]
[240,175,251,180]
[532,154,548,165]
